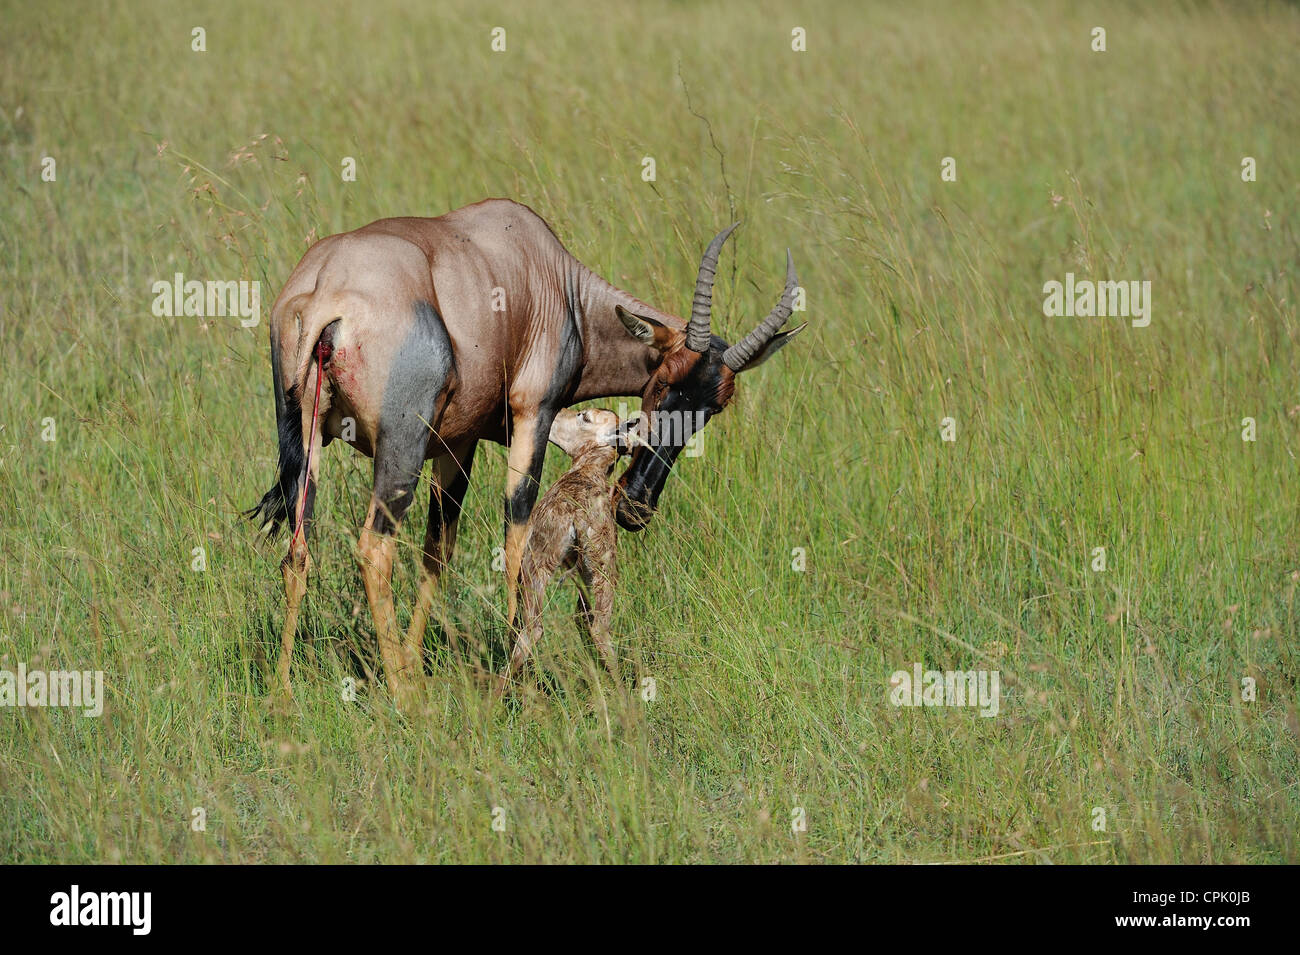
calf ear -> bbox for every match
[731,322,807,372]
[608,416,639,453]
[616,305,674,349]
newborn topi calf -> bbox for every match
[496,408,629,696]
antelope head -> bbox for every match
[613,224,806,531]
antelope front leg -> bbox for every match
[502,411,552,627]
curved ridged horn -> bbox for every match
[723,249,797,371]
[687,222,739,353]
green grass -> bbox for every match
[1,0,1297,863]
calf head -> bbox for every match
[548,407,625,460]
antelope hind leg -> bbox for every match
[406,441,476,661]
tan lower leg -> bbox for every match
[406,519,458,658]
[409,449,470,657]
[405,569,439,657]
[502,422,540,627]
[358,528,420,703]
[276,545,310,696]
[503,521,528,626]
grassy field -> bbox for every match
[1,0,1297,863]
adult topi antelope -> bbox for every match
[249,199,805,703]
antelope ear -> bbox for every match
[616,305,673,349]
[730,322,807,373]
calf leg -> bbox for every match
[577,554,618,681]
[574,586,593,642]
[495,558,552,697]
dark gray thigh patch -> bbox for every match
[373,301,455,533]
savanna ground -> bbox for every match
[1,0,1297,863]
